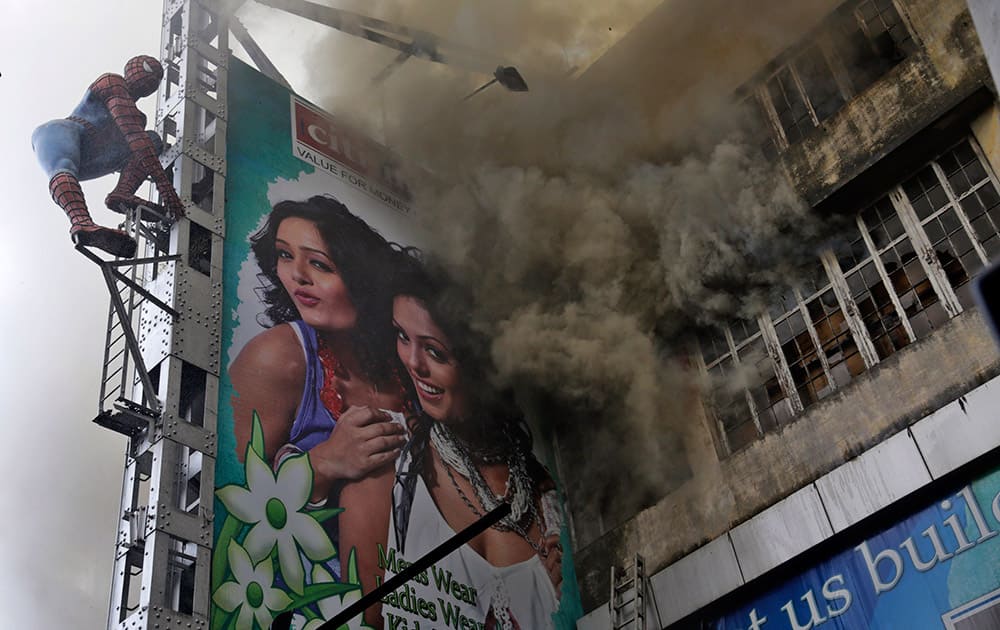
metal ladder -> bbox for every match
[611,554,647,630]
[78,202,179,438]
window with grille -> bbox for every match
[763,44,845,145]
[745,0,919,152]
[862,198,950,337]
[837,233,911,360]
[699,318,795,453]
[834,0,917,92]
[700,136,1000,454]
[855,0,916,60]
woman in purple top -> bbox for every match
[229,196,407,516]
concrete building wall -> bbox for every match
[575,309,1000,609]
[567,0,1000,612]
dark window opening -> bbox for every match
[188,222,212,276]
[191,162,215,215]
[768,67,813,144]
[739,96,779,160]
[775,310,831,406]
[174,443,202,515]
[708,357,759,453]
[179,362,207,427]
[879,238,947,338]
[740,337,793,433]
[796,45,845,123]
[119,550,144,622]
[839,238,912,360]
[837,0,915,91]
[166,536,198,615]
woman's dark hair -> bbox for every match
[250,195,399,385]
[390,250,532,458]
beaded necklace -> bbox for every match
[315,336,345,417]
[431,423,545,555]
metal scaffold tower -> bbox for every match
[104,1,230,627]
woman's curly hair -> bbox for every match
[250,195,400,385]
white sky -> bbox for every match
[0,3,167,627]
[0,3,359,627]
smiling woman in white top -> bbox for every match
[337,251,564,630]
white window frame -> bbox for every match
[700,135,1000,455]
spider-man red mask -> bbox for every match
[123,55,163,98]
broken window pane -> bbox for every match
[840,235,912,360]
[832,0,914,93]
[878,236,946,338]
[768,288,799,322]
[900,140,1000,307]
[805,288,865,388]
[921,208,977,307]
[708,357,757,452]
[739,337,792,433]
[774,309,831,406]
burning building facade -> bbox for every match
[87,0,1000,628]
[570,0,1000,627]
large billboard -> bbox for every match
[709,465,1000,629]
[212,58,582,630]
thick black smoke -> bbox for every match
[256,0,844,532]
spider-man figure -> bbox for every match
[31,55,184,258]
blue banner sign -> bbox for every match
[711,467,1000,629]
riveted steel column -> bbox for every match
[107,0,229,628]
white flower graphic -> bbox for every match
[213,540,293,630]
[217,449,335,594]
[302,553,374,630]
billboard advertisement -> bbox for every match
[212,58,582,630]
[709,465,1000,629]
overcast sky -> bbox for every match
[0,2,278,627]
[0,3,167,627]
